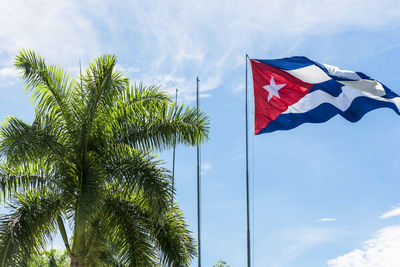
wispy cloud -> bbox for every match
[115,64,140,75]
[380,206,400,219]
[328,225,400,267]
[317,217,337,222]
[271,227,333,267]
[81,0,400,102]
[201,162,212,175]
[1,0,400,101]
[0,0,100,66]
[0,67,18,86]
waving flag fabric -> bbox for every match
[250,57,400,134]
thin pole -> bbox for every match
[245,54,251,267]
[172,88,178,190]
[79,60,82,89]
[196,77,201,267]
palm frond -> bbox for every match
[0,161,57,201]
[79,54,128,147]
[14,49,75,130]
[0,189,63,266]
[102,193,158,267]
[103,193,195,267]
[113,101,210,151]
[154,204,197,267]
[76,55,128,185]
[119,82,171,107]
[103,144,172,216]
[0,116,67,166]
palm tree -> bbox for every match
[0,50,209,266]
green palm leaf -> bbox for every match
[113,98,210,151]
[15,50,75,131]
[0,189,63,266]
[103,144,172,216]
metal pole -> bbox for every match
[172,88,178,190]
[245,54,251,267]
[79,60,82,89]
[196,77,201,267]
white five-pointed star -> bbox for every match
[263,76,286,102]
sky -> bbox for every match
[1,0,400,266]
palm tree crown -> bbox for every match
[0,50,209,266]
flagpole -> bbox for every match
[172,88,178,190]
[245,54,251,267]
[196,77,202,267]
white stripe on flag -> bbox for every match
[323,63,361,80]
[339,80,386,97]
[285,65,331,84]
[282,86,400,114]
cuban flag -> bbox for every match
[250,57,400,134]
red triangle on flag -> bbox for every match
[250,59,313,134]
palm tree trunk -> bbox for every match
[70,254,84,267]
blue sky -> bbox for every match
[1,0,400,266]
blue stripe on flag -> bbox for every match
[308,79,344,97]
[258,96,400,134]
[356,72,372,80]
[255,56,314,70]
[382,84,399,99]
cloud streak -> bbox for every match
[0,67,18,87]
[317,217,337,222]
[270,227,333,267]
[201,163,212,175]
[380,206,400,219]
[0,0,100,65]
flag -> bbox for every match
[250,57,400,134]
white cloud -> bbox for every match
[317,217,337,222]
[0,67,18,79]
[114,64,141,76]
[0,67,19,86]
[380,206,400,219]
[285,227,332,245]
[328,225,400,267]
[0,0,100,66]
[231,154,244,160]
[201,162,212,175]
[271,227,332,267]
[233,84,244,94]
[199,94,211,99]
